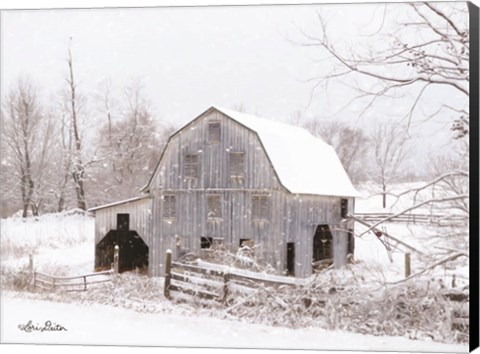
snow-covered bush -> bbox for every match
[1,263,32,291]
[222,267,467,344]
[180,243,275,274]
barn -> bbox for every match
[89,106,358,278]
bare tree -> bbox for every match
[298,117,369,184]
[90,79,174,205]
[295,2,469,134]
[65,42,87,210]
[0,78,56,217]
[50,102,74,213]
[427,143,469,222]
[370,123,408,208]
[294,2,471,278]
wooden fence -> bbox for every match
[33,270,114,292]
[163,251,295,303]
[163,252,469,334]
[30,245,118,292]
[442,291,469,332]
[353,213,465,226]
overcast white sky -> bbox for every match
[0,0,473,173]
[0,3,367,122]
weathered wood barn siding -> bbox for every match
[92,107,357,278]
[285,194,355,277]
[147,109,354,278]
[148,110,288,276]
[93,197,153,249]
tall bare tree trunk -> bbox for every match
[67,44,87,210]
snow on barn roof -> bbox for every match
[88,196,151,212]
[213,106,359,197]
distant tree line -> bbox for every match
[1,45,174,218]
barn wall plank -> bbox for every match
[93,197,153,246]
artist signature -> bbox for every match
[18,320,67,333]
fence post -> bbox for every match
[405,253,411,278]
[451,274,456,288]
[28,254,34,291]
[84,276,87,291]
[164,249,172,299]
[113,245,120,274]
[223,273,230,304]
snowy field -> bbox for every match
[0,210,95,275]
[1,294,468,352]
[0,185,470,351]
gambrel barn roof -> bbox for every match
[144,106,358,198]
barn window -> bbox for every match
[208,121,221,144]
[201,237,213,249]
[239,238,254,248]
[229,152,245,179]
[252,195,269,220]
[184,154,198,179]
[163,194,176,218]
[239,239,254,257]
[207,194,222,219]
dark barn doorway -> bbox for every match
[286,242,295,276]
[312,225,333,263]
[95,230,149,273]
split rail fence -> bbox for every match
[163,251,295,304]
[163,252,469,332]
[30,246,118,292]
[353,212,465,226]
[33,270,113,292]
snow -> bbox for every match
[88,196,151,211]
[213,106,359,197]
[0,211,95,275]
[195,259,301,284]
[0,184,470,351]
[0,294,467,352]
[354,181,456,214]
[352,186,469,288]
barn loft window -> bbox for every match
[163,194,176,219]
[184,154,198,179]
[208,121,221,144]
[117,214,130,231]
[207,194,222,219]
[229,152,245,179]
[252,195,269,221]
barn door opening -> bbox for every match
[312,225,333,265]
[95,230,149,273]
[286,242,295,276]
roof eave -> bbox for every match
[88,195,152,212]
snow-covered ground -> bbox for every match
[354,181,435,214]
[352,184,469,287]
[0,294,468,352]
[0,184,470,351]
[1,211,95,275]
